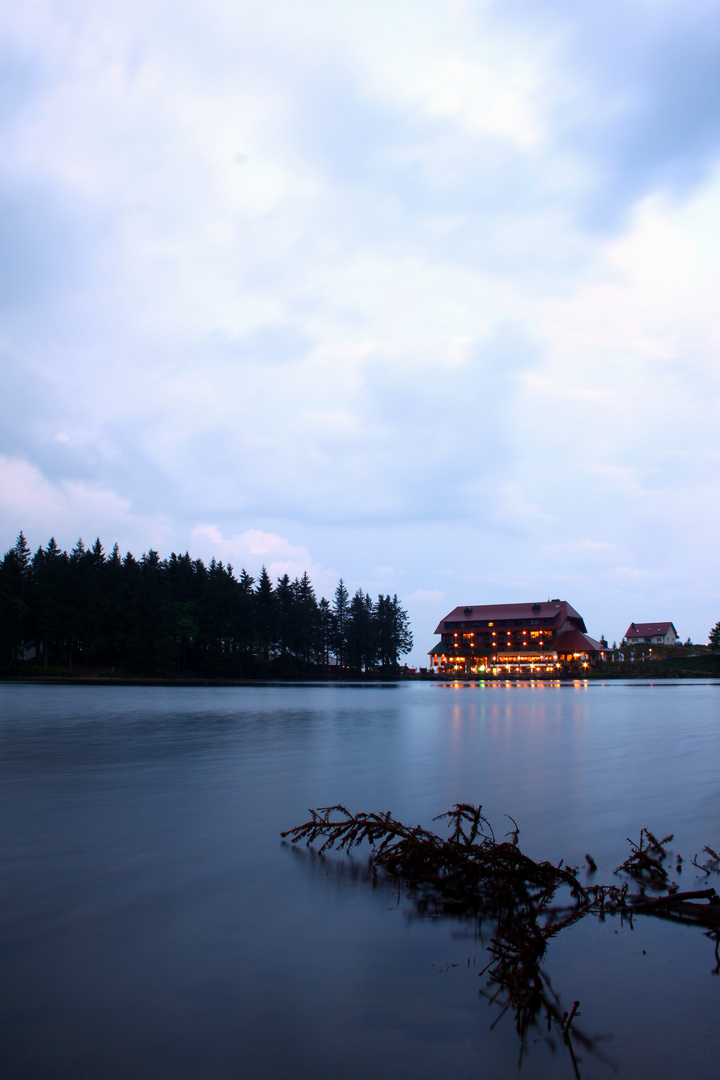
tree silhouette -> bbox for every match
[0,534,414,678]
[332,579,349,669]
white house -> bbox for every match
[624,622,679,646]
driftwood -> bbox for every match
[630,887,718,911]
[282,803,720,1077]
[282,804,719,928]
[282,803,583,912]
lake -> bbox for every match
[1,680,719,1079]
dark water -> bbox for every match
[1,680,719,1079]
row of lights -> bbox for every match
[448,661,589,674]
[455,632,550,643]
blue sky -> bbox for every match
[1,0,719,661]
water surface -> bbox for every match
[1,680,719,1079]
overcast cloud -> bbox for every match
[1,0,719,660]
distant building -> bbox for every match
[624,622,679,646]
[429,600,606,675]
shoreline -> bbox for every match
[2,671,720,687]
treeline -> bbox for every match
[0,533,413,677]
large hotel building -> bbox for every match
[429,600,606,675]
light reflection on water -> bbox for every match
[0,680,719,1079]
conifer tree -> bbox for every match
[15,531,31,574]
[0,534,414,677]
[275,574,294,658]
[255,566,275,662]
[0,534,32,661]
[296,571,318,664]
[346,589,376,673]
[318,597,332,669]
[32,538,67,667]
[332,579,349,668]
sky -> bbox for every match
[1,0,719,662]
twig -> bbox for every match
[563,1000,580,1033]
[630,888,718,912]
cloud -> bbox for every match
[1,0,719,657]
[189,525,339,597]
[506,0,720,228]
[0,455,135,545]
[0,178,93,313]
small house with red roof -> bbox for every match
[429,600,606,675]
[624,622,678,646]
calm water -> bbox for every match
[1,680,719,1079]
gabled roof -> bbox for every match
[434,600,584,635]
[555,629,605,655]
[624,622,677,638]
[428,641,450,656]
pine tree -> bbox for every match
[33,538,68,667]
[233,569,255,668]
[296,571,319,664]
[275,574,294,657]
[332,579,349,669]
[255,566,275,662]
[0,534,32,661]
[318,597,332,669]
[346,590,377,673]
[14,531,31,574]
[0,533,414,678]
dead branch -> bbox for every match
[282,803,720,1072]
[630,887,718,912]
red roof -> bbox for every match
[625,622,677,638]
[555,629,605,655]
[434,600,584,636]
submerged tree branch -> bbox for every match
[282,803,720,1075]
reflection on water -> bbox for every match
[1,680,719,1079]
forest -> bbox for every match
[0,533,413,678]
